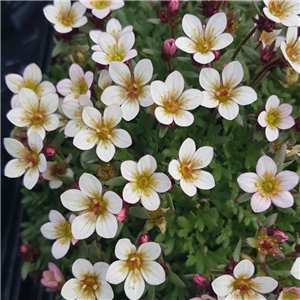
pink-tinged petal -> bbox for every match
[237,173,259,193]
[121,160,138,181]
[180,178,197,197]
[71,212,96,239]
[205,12,227,38]
[118,31,135,52]
[234,259,254,279]
[178,89,203,110]
[211,33,234,50]
[291,257,300,280]
[82,106,102,129]
[222,61,244,88]
[93,261,109,279]
[256,155,277,177]
[101,86,127,106]
[165,71,184,100]
[266,95,280,112]
[92,51,110,65]
[73,130,98,150]
[121,100,140,121]
[192,146,214,169]
[150,173,171,193]
[140,261,165,285]
[138,155,157,175]
[124,270,145,300]
[4,159,27,178]
[194,51,215,64]
[61,279,83,300]
[3,138,25,158]
[182,14,203,38]
[193,170,215,190]
[79,173,102,198]
[218,101,239,121]
[141,189,160,211]
[277,103,293,118]
[134,59,153,86]
[271,191,294,208]
[277,116,295,130]
[23,63,42,84]
[57,79,72,96]
[96,212,118,238]
[276,171,299,190]
[51,238,70,259]
[5,74,23,93]
[40,222,57,239]
[60,189,90,211]
[175,37,196,54]
[211,275,234,297]
[103,104,122,127]
[49,180,63,189]
[96,140,115,162]
[123,182,140,204]
[168,160,182,180]
[69,64,84,82]
[250,193,272,213]
[265,125,279,142]
[258,111,267,128]
[179,138,196,162]
[72,258,93,280]
[231,86,257,105]
[201,91,219,108]
[109,61,131,86]
[199,68,221,91]
[103,191,122,214]
[151,81,168,106]
[23,168,39,190]
[251,277,278,293]
[115,238,136,260]
[139,242,161,260]
[174,110,194,127]
[49,210,65,224]
[106,260,129,284]
[155,107,173,125]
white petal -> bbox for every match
[138,242,161,260]
[73,130,98,150]
[222,61,243,88]
[257,111,267,128]
[237,173,259,193]
[92,51,110,65]
[92,7,110,19]
[165,71,184,100]
[168,160,182,181]
[115,238,136,260]
[96,140,115,162]
[178,89,203,110]
[37,155,47,172]
[28,131,44,152]
[179,138,196,162]
[266,95,280,112]
[174,110,194,127]
[71,213,96,239]
[141,189,160,211]
[199,68,221,91]
[123,182,140,204]
[61,279,83,300]
[123,49,138,62]
[231,86,257,106]
[72,259,93,280]
[43,115,60,132]
[103,191,122,214]
[27,125,46,140]
[23,168,39,190]
[118,31,135,53]
[194,51,215,64]
[106,260,129,284]
[150,81,168,106]
[234,259,254,279]
[151,173,171,193]
[276,171,299,190]
[82,106,102,129]
[61,189,90,211]
[23,63,42,84]
[64,120,82,137]
[138,155,157,175]
[19,88,39,112]
[101,86,127,106]
[96,212,118,238]
[291,257,300,280]
[4,159,26,178]
[205,12,227,38]
[271,191,294,209]
[38,81,56,96]
[182,14,203,38]
[201,91,219,108]
[98,69,112,90]
[57,79,72,96]
[5,74,23,93]
[193,170,215,190]
[211,33,234,50]
[192,146,214,169]
[40,222,57,239]
[251,277,278,293]
[250,193,272,213]
[69,64,84,82]
[124,270,145,300]
[256,156,277,177]
[155,107,173,125]
[52,238,70,259]
[103,104,122,127]
[122,100,140,121]
[79,173,102,198]
[93,261,109,279]
[109,61,131,86]
[49,210,65,224]
[265,126,279,142]
[140,261,165,285]
[121,161,138,181]
[3,138,25,158]
[180,178,197,197]
[175,37,196,54]
[212,275,234,297]
[277,116,295,130]
[218,101,239,120]
[134,59,153,86]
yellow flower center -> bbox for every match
[257,233,279,255]
[19,148,40,169]
[193,30,213,54]
[87,197,108,221]
[164,94,180,114]
[269,0,284,17]
[286,40,300,63]
[50,161,67,176]
[281,288,300,300]
[71,78,88,98]
[255,173,281,197]
[57,9,75,27]
[90,0,110,10]
[265,108,280,128]
[132,172,157,196]
[127,252,143,271]
[55,221,73,242]
[214,87,233,103]
[179,161,197,180]
[106,43,125,62]
[230,277,256,299]
[22,79,38,92]
[80,274,101,296]
[95,123,113,141]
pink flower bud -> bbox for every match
[160,7,169,23]
[163,39,178,57]
[19,244,31,261]
[43,144,56,158]
[139,234,150,245]
[116,207,129,222]
[212,50,221,62]
[295,244,300,253]
[261,45,276,64]
[41,262,65,290]
[273,229,289,243]
[193,274,209,288]
[168,0,179,17]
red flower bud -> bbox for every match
[168,0,180,18]
[193,274,209,288]
[256,15,275,32]
[202,1,218,17]
[43,144,56,158]
[212,50,221,62]
[261,45,277,64]
[116,207,129,222]
[163,39,178,56]
[138,234,150,245]
[19,245,32,261]
[273,229,289,243]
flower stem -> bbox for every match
[166,59,173,73]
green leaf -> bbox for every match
[165,193,175,213]
[52,39,70,57]
[233,114,244,127]
[203,214,217,229]
[264,213,278,226]
[129,206,149,219]
[78,240,88,258]
[162,148,178,158]
[235,193,252,204]
[147,285,155,300]
[89,240,101,264]
[159,125,168,139]
[21,261,31,280]
[104,176,126,187]
[242,45,260,60]
[273,143,287,172]
[52,130,66,149]
[57,175,74,185]
[168,270,186,288]
[233,238,242,262]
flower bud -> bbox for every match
[160,7,169,23]
[41,262,65,290]
[261,45,276,64]
[19,244,31,261]
[202,1,218,17]
[116,206,129,222]
[225,257,238,275]
[273,229,289,243]
[283,67,299,88]
[163,39,177,56]
[138,234,150,245]
[295,244,300,253]
[193,274,209,288]
[256,15,275,32]
[212,50,221,62]
[68,180,80,190]
[168,0,180,18]
[43,143,56,158]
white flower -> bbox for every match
[258,95,295,142]
[212,259,278,300]
[168,138,215,197]
[80,0,124,20]
[43,0,87,34]
[151,71,203,127]
[106,239,165,300]
[101,60,154,121]
[199,61,257,120]
[175,13,233,64]
[92,31,137,65]
[259,29,285,48]
[42,155,74,189]
[291,257,300,280]
[237,155,299,213]
[281,27,300,74]
[98,70,112,90]
[60,173,122,239]
[40,210,78,259]
[263,0,300,27]
[62,95,94,137]
[57,64,94,102]
[5,63,56,108]
[61,259,113,300]
[73,105,132,162]
[7,88,60,140]
[121,155,171,211]
[90,18,133,51]
[4,132,47,190]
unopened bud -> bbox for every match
[160,7,169,23]
[261,45,276,64]
[168,0,180,18]
[68,180,80,190]
[138,234,150,245]
[257,15,275,32]
[295,244,300,253]
[193,274,209,289]
[19,244,32,261]
[116,207,129,222]
[273,229,289,243]
[202,1,218,17]
[212,50,221,62]
[43,144,56,158]
[225,257,238,275]
[163,39,177,56]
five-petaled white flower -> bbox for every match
[62,95,94,137]
[40,210,78,259]
[7,88,60,140]
[101,60,154,121]
[281,27,300,74]
[258,95,295,142]
[79,0,124,20]
[106,238,165,300]
[259,29,285,48]
[168,138,215,197]
[4,132,47,190]
[237,155,299,213]
[151,71,203,127]
[61,258,114,300]
[121,155,171,211]
[263,0,300,27]
[291,257,300,280]
[199,61,257,120]
[175,13,233,64]
[73,105,132,162]
[90,18,133,52]
[43,0,87,34]
[60,173,123,239]
[212,259,278,300]
[5,63,56,108]
[92,31,137,65]
[57,64,94,102]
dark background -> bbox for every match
[1,2,56,299]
